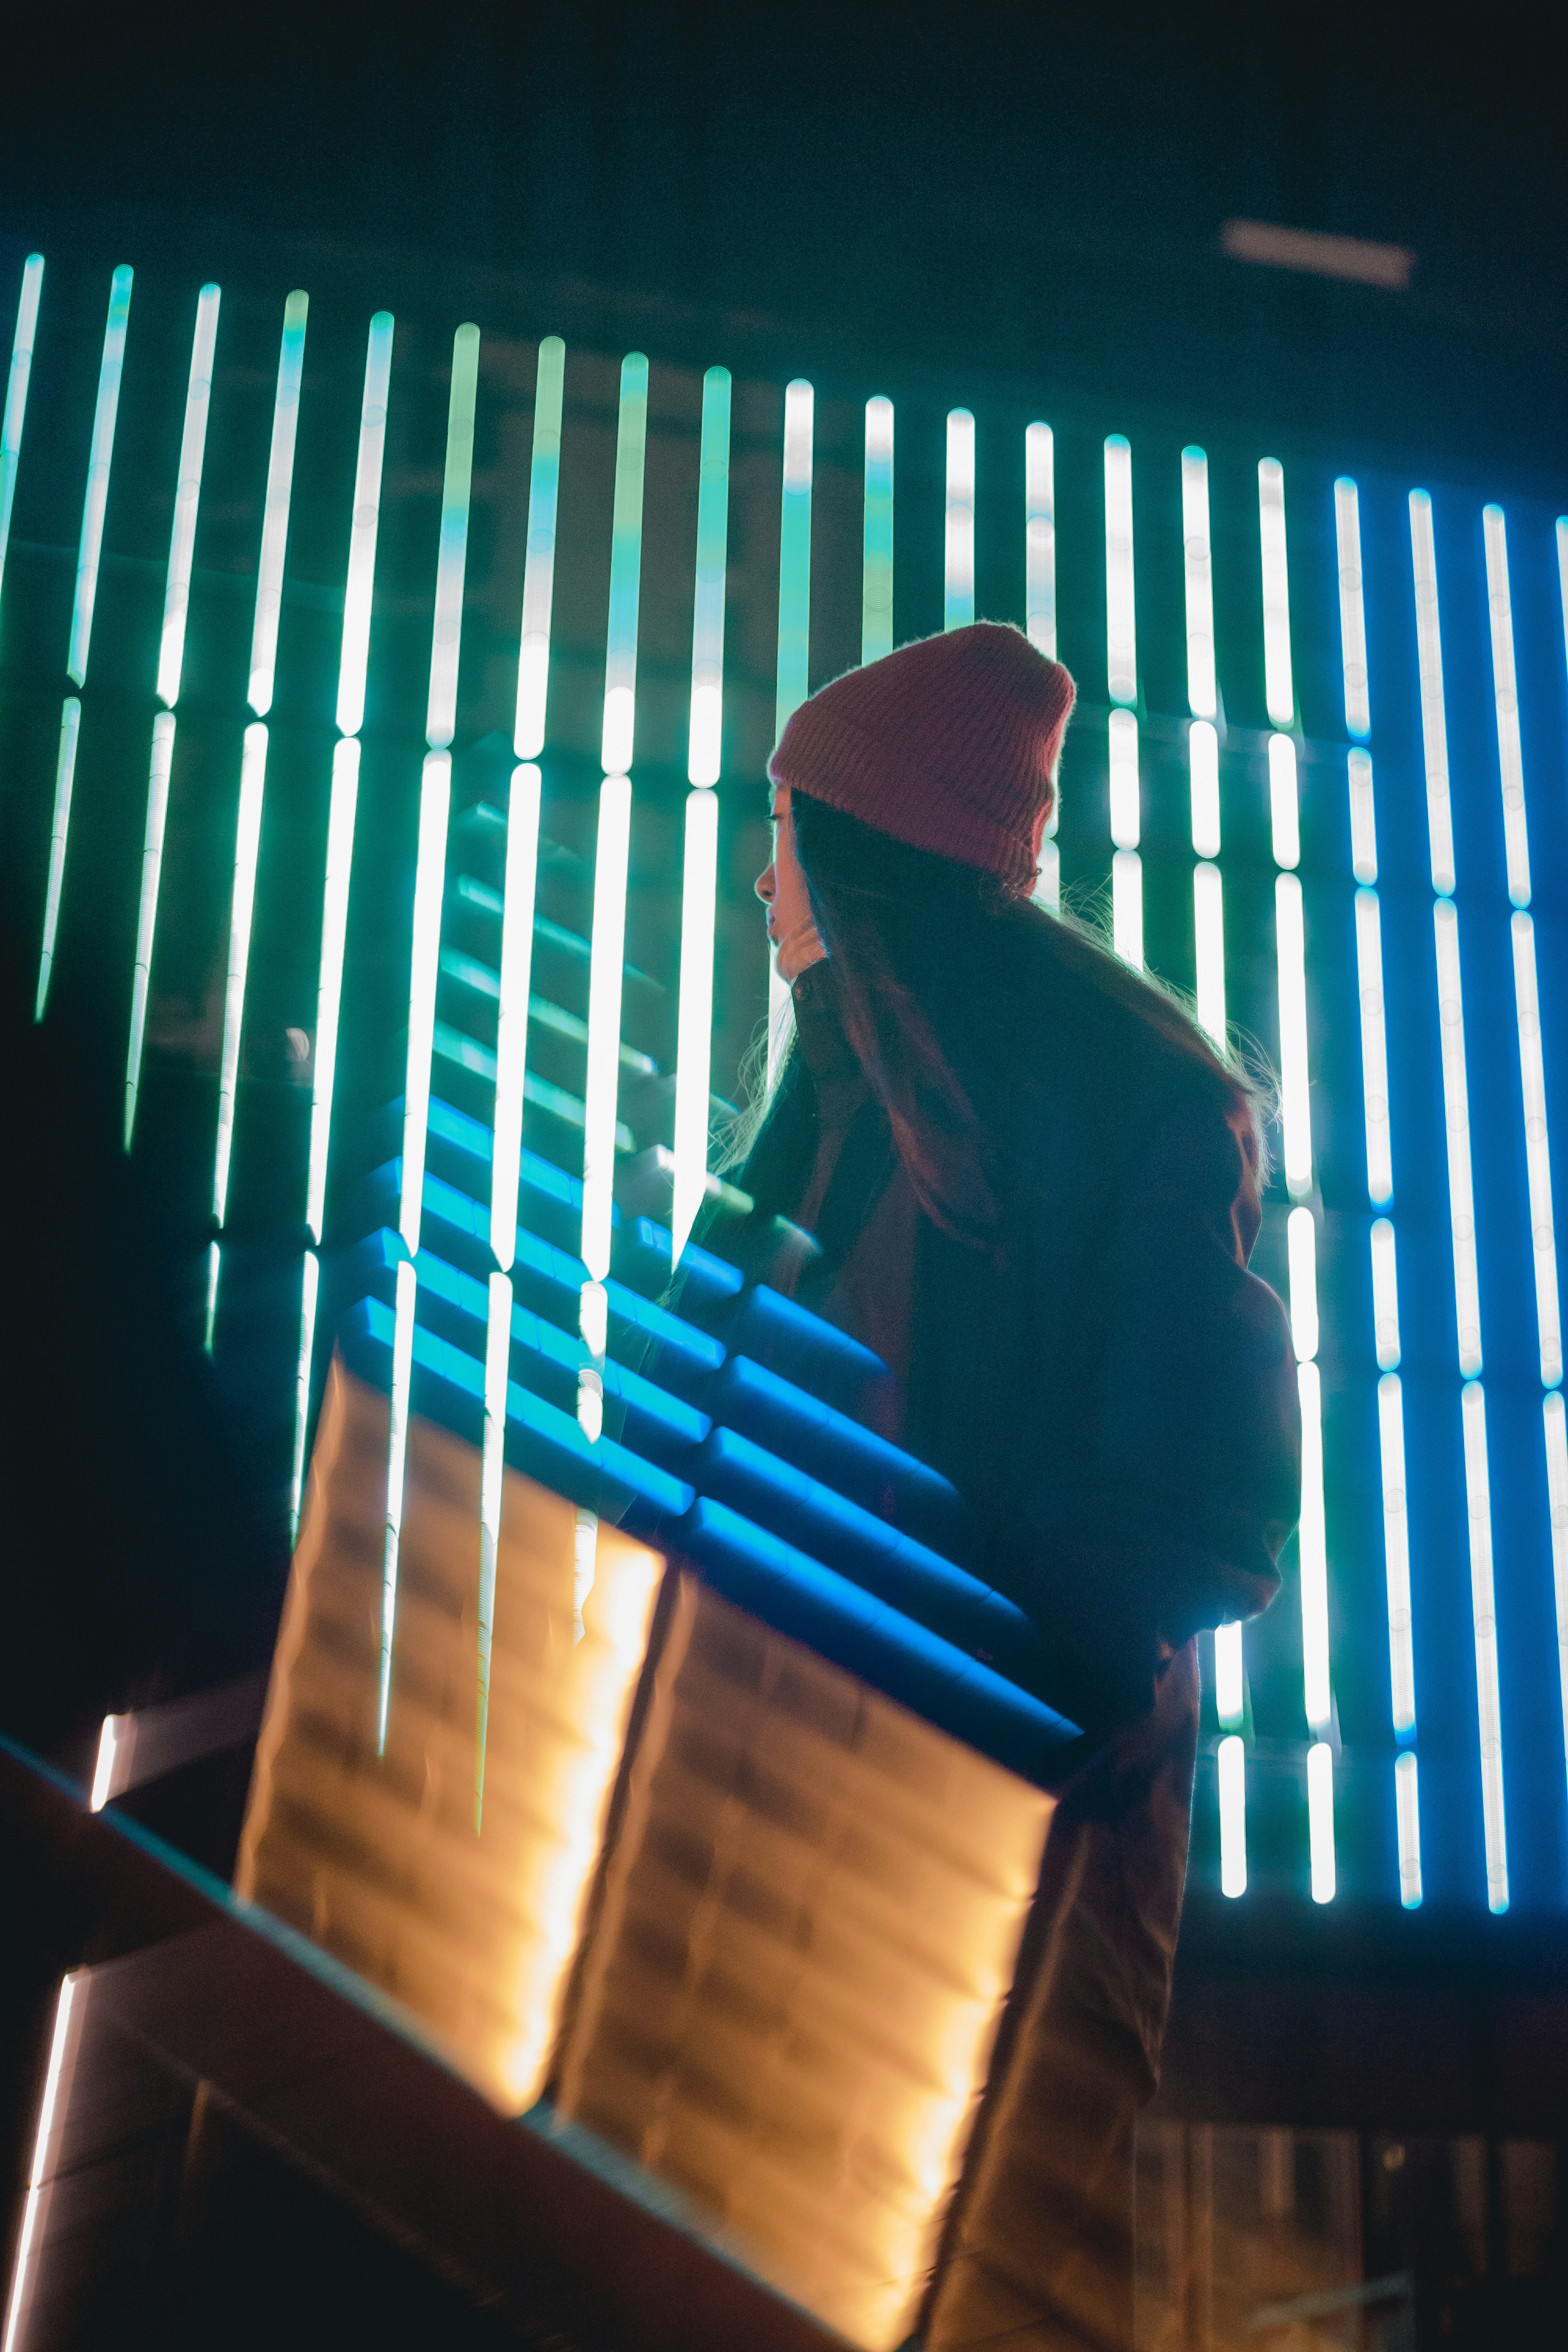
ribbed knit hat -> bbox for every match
[767,622,1075,893]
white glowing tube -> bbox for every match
[1511,914,1561,1390]
[68,264,132,688]
[305,740,361,1244]
[490,764,542,1270]
[601,354,650,776]
[123,712,176,1147]
[514,334,565,760]
[156,284,221,708]
[1,1971,79,2352]
[1181,447,1216,719]
[211,720,270,1229]
[1025,422,1055,659]
[688,367,731,783]
[1189,718,1220,858]
[246,291,308,717]
[1481,506,1531,909]
[1409,492,1455,896]
[1307,1741,1336,1904]
[335,310,394,739]
[1287,1205,1319,1363]
[288,1249,319,1539]
[1460,1379,1508,1912]
[1334,477,1371,741]
[581,776,633,1285]
[1218,1735,1247,1899]
[944,408,975,631]
[1298,1359,1330,1734]
[862,396,894,664]
[1558,518,1568,686]
[1370,1217,1401,1369]
[1109,710,1141,965]
[1546,1394,1568,1793]
[1355,889,1393,1207]
[426,323,480,750]
[1193,861,1226,1049]
[398,752,452,1255]
[1433,900,1482,1378]
[0,253,45,612]
[776,377,815,732]
[1347,749,1377,884]
[1258,458,1294,727]
[1103,435,1136,706]
[1275,874,1312,1198]
[1395,1751,1423,1909]
[673,786,720,1264]
[1378,1372,1416,1741]
[1269,732,1300,869]
[34,699,80,1022]
[1214,1623,1244,1728]
[378,1255,417,1750]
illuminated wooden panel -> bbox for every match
[553,1573,1054,2351]
[236,1360,662,2110]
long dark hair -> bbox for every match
[733,791,1270,1247]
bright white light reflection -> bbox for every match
[1218,1735,1247,1898]
[288,1249,319,1540]
[124,711,177,1149]
[1275,873,1313,1198]
[944,408,975,631]
[34,698,81,1022]
[1433,900,1482,1377]
[1180,447,1216,719]
[1103,436,1136,706]
[687,366,731,783]
[490,764,541,1269]
[1546,1394,1568,1794]
[1287,1207,1319,1362]
[399,751,453,1255]
[335,311,394,740]
[1481,506,1531,909]
[1112,851,1143,971]
[377,1257,417,1753]
[425,323,480,750]
[89,1716,120,1812]
[1193,861,1226,1049]
[1334,477,1371,741]
[1409,491,1455,896]
[673,787,719,1264]
[1348,750,1377,884]
[1378,1371,1415,1740]
[1214,1621,1244,1728]
[1355,889,1392,1207]
[513,335,565,760]
[1307,1741,1336,1903]
[247,291,308,719]
[776,377,814,730]
[1,1972,80,2352]
[156,283,220,707]
[1511,913,1561,1389]
[68,264,132,689]
[211,721,270,1231]
[1189,719,1220,858]
[1269,733,1300,869]
[1298,1360,1330,1734]
[1258,458,1294,726]
[1460,1379,1508,1912]
[1395,1751,1423,1908]
[581,776,633,1285]
[1370,1218,1401,1370]
[0,253,45,610]
[862,396,895,664]
[603,352,650,773]
[1025,422,1055,658]
[1108,708,1140,849]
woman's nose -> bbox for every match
[755,862,775,905]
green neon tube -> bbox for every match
[513,335,565,760]
[34,698,80,1022]
[156,285,221,708]
[672,786,719,1263]
[862,397,893,665]
[601,352,649,775]
[1024,422,1055,660]
[687,365,731,784]
[247,292,309,717]
[0,253,44,614]
[775,379,813,735]
[426,323,481,749]
[68,265,132,688]
[1103,434,1135,708]
[335,311,394,738]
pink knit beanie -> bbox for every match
[767,622,1076,893]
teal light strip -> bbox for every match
[426,323,481,749]
[600,351,649,774]
[687,365,731,785]
[33,699,80,1020]
[862,397,893,664]
[124,713,176,1147]
[247,292,308,717]
[399,753,453,1253]
[944,408,975,630]
[0,252,44,612]
[210,721,270,1243]
[775,379,814,734]
[1024,422,1056,659]
[67,265,133,688]
[156,285,221,707]
[335,310,394,738]
[513,334,565,760]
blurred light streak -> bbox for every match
[1511,914,1561,1389]
[1180,446,1216,718]
[33,699,80,1022]
[1355,889,1393,1207]
[1546,1393,1568,1794]
[1025,421,1055,657]
[581,775,633,1286]
[1371,1218,1401,1370]
[673,787,720,1263]
[1461,1379,1508,1911]
[862,396,895,664]
[1189,718,1220,858]
[335,310,394,739]
[1347,749,1377,884]
[1,1973,80,2352]
[0,252,44,608]
[246,291,308,717]
[1258,458,1294,724]
[1218,1735,1247,1898]
[1395,1751,1423,1908]
[1433,900,1482,1377]
[944,408,975,629]
[1193,860,1226,1048]
[1409,491,1455,895]
[1307,1741,1336,1903]
[67,265,132,688]
[1103,435,1136,706]
[398,751,453,1254]
[1287,1205,1319,1363]
[156,284,221,705]
[1274,874,1313,1197]
[1214,1622,1244,1729]
[1379,1372,1416,1741]
[1333,477,1371,740]
[1268,731,1300,869]
[1481,506,1531,907]
[513,335,565,759]
[1298,1360,1330,1735]
[687,366,731,784]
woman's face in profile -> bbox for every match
[756,783,826,983]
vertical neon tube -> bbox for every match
[124,713,176,1148]
[1193,860,1226,1048]
[600,351,649,777]
[1480,507,1530,909]
[1395,1752,1423,1909]
[1181,447,1216,720]
[1307,1741,1336,1904]
[1108,710,1142,968]
[1103,435,1136,706]
[34,701,80,1022]
[156,285,221,706]
[1,1972,79,2352]
[1217,1735,1247,1898]
[1355,890,1392,1207]
[1182,451,1223,1050]
[686,366,731,787]
[245,290,308,716]
[1258,459,1294,727]
[771,378,814,1057]
[1546,1393,1568,1797]
[1334,478,1370,741]
[206,717,270,1344]
[0,252,44,612]
[1461,1379,1508,1911]
[1102,436,1140,963]
[1275,874,1312,1197]
[513,335,565,761]
[1025,421,1056,659]
[944,408,975,630]
[862,396,894,664]
[334,312,394,740]
[1432,903,1481,1377]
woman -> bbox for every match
[741,622,1300,2349]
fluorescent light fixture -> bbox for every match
[289,1249,319,1540]
[304,738,361,1245]
[1408,491,1455,895]
[398,751,452,1254]
[246,291,308,718]
[944,408,975,630]
[1180,447,1216,719]
[1334,478,1371,740]
[687,365,731,784]
[1103,435,1136,706]
[1394,1751,1422,1908]
[335,310,394,739]
[1222,218,1415,290]
[34,697,81,1021]
[1024,421,1055,659]
[1274,873,1313,1197]
[1298,1359,1330,1733]
[1355,889,1392,1207]
[477,1267,513,1822]
[1379,1370,1416,1740]
[1287,1206,1319,1362]
[1214,1621,1244,1729]
[1371,1217,1401,1370]
[673,785,719,1263]
[1546,1394,1568,1795]
[425,323,481,750]
[67,264,132,688]
[211,719,270,1235]
[581,774,633,1285]
[156,284,221,707]
[1347,749,1377,884]
[377,1256,418,1751]
[1509,914,1561,1389]
[514,334,565,760]
[1460,1379,1508,1912]
[1269,731,1300,869]
[490,763,541,1269]
[862,396,895,664]
[1112,851,1143,971]
[0,252,45,612]
[602,352,650,773]
[1433,899,1482,1377]
[1218,1734,1247,1898]
[1481,507,1531,908]
[1193,860,1226,1048]
[1,1971,80,2352]
[123,712,177,1148]
[776,377,814,731]
[1307,1740,1336,1903]
[89,1715,119,1813]
[1258,460,1293,727]
[1108,708,1140,848]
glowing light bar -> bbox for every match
[776,377,814,731]
[673,784,720,1264]
[601,352,650,773]
[1106,708,1139,850]
[378,1256,417,1749]
[1,1972,79,2352]
[1307,1741,1335,1903]
[1193,860,1226,1048]
[243,290,308,716]
[1333,478,1370,741]
[426,323,481,750]
[0,252,44,612]
[489,762,542,1268]
[1546,1394,1568,1790]
[1511,913,1561,1389]
[1258,458,1293,726]
[1481,507,1531,908]
[1379,1371,1416,1739]
[34,698,80,1021]
[1355,889,1393,1206]
[944,408,975,630]
[862,397,895,664]
[581,775,633,1283]
[1558,518,1568,683]
[1395,1751,1423,1908]
[687,365,731,785]
[514,334,565,760]
[1214,1623,1244,1729]
[1460,1379,1508,1911]
[1433,900,1482,1377]
[1024,422,1055,659]
[1189,718,1220,859]
[1103,435,1136,706]
[335,310,394,739]
[1298,1359,1330,1734]
[1371,1217,1401,1369]
[305,740,361,1243]
[1218,1734,1247,1898]
[1181,447,1216,719]
[67,264,132,688]
[1287,1206,1319,1363]
[1275,874,1312,1198]
[1348,749,1377,884]
[123,712,176,1147]
[289,1249,319,1538]
[211,720,270,1229]
[1409,492,1455,895]
[398,751,452,1253]
[156,284,221,707]
[1268,733,1300,869]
